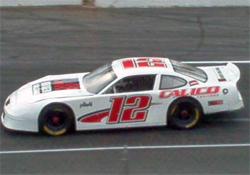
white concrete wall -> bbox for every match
[1,0,249,7]
[0,0,82,7]
[95,0,250,8]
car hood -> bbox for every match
[10,73,93,104]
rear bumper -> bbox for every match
[228,90,244,112]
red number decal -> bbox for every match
[108,97,125,123]
[122,58,167,69]
[107,95,151,124]
[122,59,135,69]
[137,58,166,68]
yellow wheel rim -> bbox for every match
[185,108,199,129]
[44,126,67,136]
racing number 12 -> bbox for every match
[107,96,152,123]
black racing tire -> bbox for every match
[39,104,75,136]
[168,98,202,129]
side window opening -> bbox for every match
[160,75,186,90]
[105,75,156,94]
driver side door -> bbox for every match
[77,74,164,130]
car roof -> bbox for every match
[112,57,175,78]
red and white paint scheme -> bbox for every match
[1,57,244,136]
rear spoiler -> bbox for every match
[225,62,240,83]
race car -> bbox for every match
[1,57,244,136]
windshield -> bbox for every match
[170,60,207,82]
[83,64,117,94]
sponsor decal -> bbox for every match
[80,102,93,108]
[215,67,226,82]
[160,86,220,98]
[189,80,199,86]
[78,95,152,124]
[122,58,167,69]
[208,100,223,106]
[33,79,80,95]
[52,79,80,90]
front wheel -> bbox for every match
[169,99,202,129]
[39,104,74,136]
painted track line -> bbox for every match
[204,118,250,123]
[183,60,250,64]
[0,143,249,155]
[219,118,250,122]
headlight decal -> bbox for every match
[33,79,80,95]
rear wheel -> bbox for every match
[169,99,202,129]
[39,104,74,136]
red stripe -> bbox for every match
[80,110,109,123]
[218,79,226,82]
[150,103,162,106]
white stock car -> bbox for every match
[1,57,244,136]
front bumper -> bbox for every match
[1,110,38,132]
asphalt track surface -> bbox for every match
[0,6,249,174]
